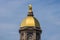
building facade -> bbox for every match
[19,4,42,40]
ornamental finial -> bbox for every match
[28,4,33,16]
[28,4,32,12]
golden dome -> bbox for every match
[20,16,40,27]
[20,4,40,27]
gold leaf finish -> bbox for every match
[20,16,40,27]
[20,4,40,27]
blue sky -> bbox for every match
[0,0,60,40]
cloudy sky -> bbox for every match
[0,0,60,40]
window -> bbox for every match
[27,32,33,40]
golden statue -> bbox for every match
[28,4,32,12]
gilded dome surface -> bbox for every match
[20,16,40,27]
[20,4,40,27]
